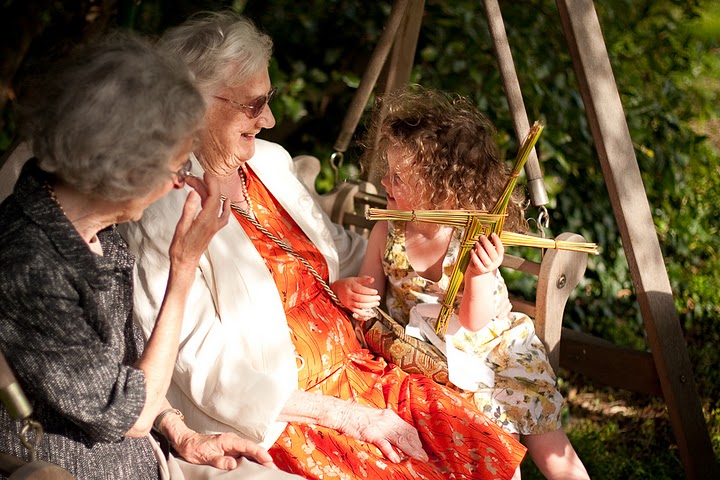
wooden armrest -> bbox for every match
[535,232,589,371]
[0,140,32,204]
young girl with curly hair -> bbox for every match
[333,86,590,479]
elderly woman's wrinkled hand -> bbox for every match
[169,174,230,270]
[327,400,429,464]
[171,430,278,471]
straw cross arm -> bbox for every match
[367,207,598,336]
[366,209,599,255]
[500,231,598,255]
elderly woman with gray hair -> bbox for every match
[123,11,526,479]
[0,33,304,480]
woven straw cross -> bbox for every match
[367,121,598,335]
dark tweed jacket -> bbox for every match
[0,161,159,479]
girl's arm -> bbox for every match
[331,221,389,318]
[458,232,504,332]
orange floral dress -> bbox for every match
[235,168,526,479]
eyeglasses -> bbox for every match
[173,159,193,183]
[213,87,278,119]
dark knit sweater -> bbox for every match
[0,161,159,479]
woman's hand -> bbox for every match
[331,276,381,319]
[171,430,277,471]
[325,399,429,464]
[466,233,504,277]
[169,174,230,271]
[279,391,429,464]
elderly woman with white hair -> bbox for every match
[123,11,526,479]
[0,33,304,480]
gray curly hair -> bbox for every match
[159,10,273,95]
[19,32,205,201]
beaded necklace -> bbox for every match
[237,167,253,213]
[45,182,66,215]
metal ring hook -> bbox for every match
[330,152,344,187]
[20,418,43,462]
[536,205,550,237]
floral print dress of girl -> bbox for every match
[384,221,564,435]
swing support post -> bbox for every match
[555,0,718,477]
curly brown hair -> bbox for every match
[361,86,526,232]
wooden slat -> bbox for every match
[342,213,375,233]
[502,254,541,277]
[353,191,387,209]
[508,296,536,319]
[560,329,663,396]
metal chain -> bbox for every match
[536,205,550,236]
[330,152,344,188]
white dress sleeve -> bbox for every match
[121,185,296,447]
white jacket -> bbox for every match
[121,140,366,447]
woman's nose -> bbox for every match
[257,104,276,129]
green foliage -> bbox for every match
[522,415,686,479]
[2,0,719,473]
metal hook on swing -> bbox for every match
[536,205,550,238]
[330,151,345,188]
[19,418,43,463]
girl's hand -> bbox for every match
[466,232,504,277]
[331,276,381,319]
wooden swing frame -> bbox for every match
[298,1,718,478]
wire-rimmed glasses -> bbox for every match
[213,87,278,119]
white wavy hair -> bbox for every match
[159,10,273,95]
